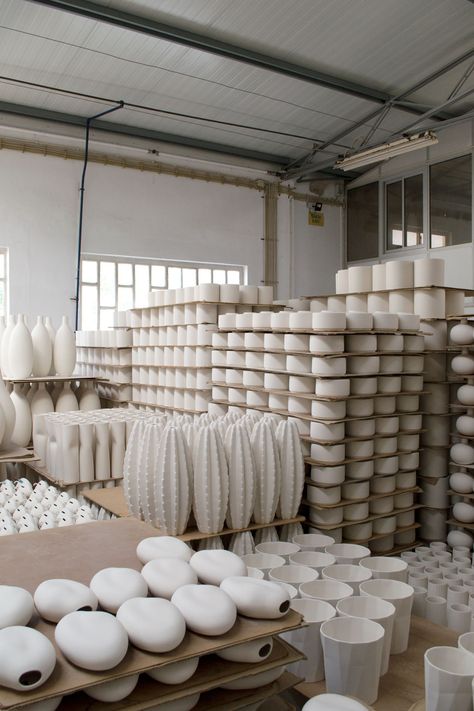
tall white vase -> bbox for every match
[0,378,15,448]
[193,426,229,534]
[95,422,111,480]
[10,383,32,447]
[251,419,281,524]
[8,315,33,379]
[79,383,100,410]
[45,317,56,375]
[110,420,126,479]
[225,422,256,529]
[139,423,161,523]
[1,315,16,378]
[123,420,146,518]
[153,425,193,535]
[55,382,78,412]
[31,383,54,426]
[0,317,5,374]
[79,423,95,482]
[31,316,53,377]
[276,419,305,519]
[53,316,76,376]
[27,382,38,404]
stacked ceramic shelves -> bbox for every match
[447,317,474,544]
[76,328,132,406]
[129,283,274,415]
[210,307,425,554]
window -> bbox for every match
[386,174,423,250]
[80,256,247,329]
[346,183,379,261]
[430,155,472,248]
[0,250,7,318]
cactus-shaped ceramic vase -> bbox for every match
[251,420,281,524]
[193,426,229,534]
[225,423,256,529]
[276,419,305,519]
[123,420,146,518]
[153,425,193,535]
[229,531,255,556]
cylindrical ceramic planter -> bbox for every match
[359,579,414,654]
[424,646,474,711]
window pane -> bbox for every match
[404,174,423,246]
[0,282,5,317]
[118,263,133,286]
[100,309,115,329]
[227,270,241,284]
[387,181,403,250]
[82,260,97,283]
[118,286,134,311]
[347,183,379,261]
[430,155,472,248]
[151,265,166,287]
[134,264,150,307]
[100,262,116,307]
[0,254,5,280]
[81,285,98,330]
[182,268,197,287]
[168,267,182,289]
[198,268,212,284]
[213,269,226,284]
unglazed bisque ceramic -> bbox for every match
[55,611,128,671]
[189,549,246,586]
[153,425,193,535]
[171,584,237,636]
[141,558,197,599]
[34,579,98,623]
[148,657,199,685]
[85,674,139,702]
[136,536,193,564]
[116,597,186,653]
[90,567,148,613]
[53,316,76,376]
[192,426,229,534]
[224,422,256,529]
[0,626,56,691]
[220,576,290,619]
[0,585,34,628]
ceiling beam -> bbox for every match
[0,101,290,165]
[27,0,440,114]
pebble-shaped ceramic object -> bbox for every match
[302,694,370,710]
[453,502,474,523]
[55,611,128,671]
[85,674,139,702]
[0,626,56,690]
[189,550,247,585]
[148,657,199,685]
[0,585,34,629]
[447,530,473,548]
[452,354,474,375]
[136,536,192,564]
[450,472,474,494]
[34,579,98,623]
[220,576,290,619]
[141,558,197,599]
[171,585,237,636]
[116,598,186,653]
[457,416,474,437]
[451,324,474,345]
[458,385,474,406]
[90,568,148,613]
[220,665,284,690]
[451,443,474,466]
[216,636,274,663]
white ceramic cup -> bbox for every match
[425,645,474,711]
[360,556,408,583]
[320,616,385,705]
[293,533,335,551]
[447,603,471,634]
[241,553,285,580]
[299,580,353,607]
[425,595,447,627]
[269,565,319,588]
[255,542,301,562]
[359,579,414,654]
[322,564,372,595]
[324,544,371,565]
[289,551,336,573]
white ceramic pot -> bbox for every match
[350,377,377,395]
[359,579,414,654]
[292,533,336,551]
[282,597,336,682]
[241,553,285,579]
[269,564,318,587]
[424,645,474,711]
[255,541,300,561]
[189,549,246,586]
[325,544,370,565]
[141,558,197,599]
[55,610,128,671]
[289,551,336,573]
[447,603,471,634]
[299,579,353,606]
[171,584,236,635]
[53,316,76,376]
[360,557,408,583]
[322,564,372,594]
[34,579,98,622]
[116,597,186,652]
[0,585,34,629]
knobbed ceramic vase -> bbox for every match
[116,597,186,653]
[53,316,76,376]
[225,422,256,529]
[276,419,305,519]
[1,314,15,378]
[8,315,33,379]
[220,576,291,619]
[251,419,282,524]
[192,426,229,534]
[34,579,98,622]
[153,425,193,535]
[31,317,52,377]
[55,610,128,671]
[0,585,34,628]
[189,550,247,585]
[171,584,237,636]
[10,383,31,447]
[0,626,56,690]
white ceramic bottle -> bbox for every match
[53,316,76,376]
[1,314,16,378]
[10,383,31,447]
[55,382,78,413]
[8,315,33,379]
[31,317,52,377]
[220,576,291,618]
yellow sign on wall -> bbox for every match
[308,210,324,227]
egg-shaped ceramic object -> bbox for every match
[457,415,474,437]
[451,324,474,345]
[216,636,273,663]
[302,694,370,711]
[171,585,237,636]
[141,558,197,599]
[447,530,474,548]
[0,626,56,691]
[453,502,474,523]
[55,611,128,671]
[450,472,474,494]
[116,598,186,653]
[0,586,34,629]
[452,355,474,375]
[136,537,192,564]
[451,443,474,465]
[189,550,247,586]
[148,657,199,685]
[90,568,148,614]
[34,579,98,623]
[458,385,474,406]
[220,576,290,619]
[85,674,139,702]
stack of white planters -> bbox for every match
[448,319,474,542]
[209,307,423,553]
[129,283,274,415]
[76,328,132,405]
[123,410,305,548]
[0,478,99,535]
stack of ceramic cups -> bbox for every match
[76,328,132,404]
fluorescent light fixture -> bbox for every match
[335,131,438,171]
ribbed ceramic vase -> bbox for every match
[139,423,161,523]
[153,425,193,535]
[192,426,229,534]
[10,383,32,447]
[1,315,15,378]
[31,316,52,377]
[276,419,305,519]
[251,419,282,524]
[225,422,256,529]
[53,316,76,376]
[8,315,33,379]
[0,378,15,447]
[123,420,146,518]
[229,531,255,556]
[0,317,5,375]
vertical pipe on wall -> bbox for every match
[263,183,278,288]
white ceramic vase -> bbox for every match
[116,597,186,653]
[282,598,336,682]
[55,610,128,671]
[1,315,15,378]
[123,419,147,518]
[85,674,139,702]
[359,579,414,654]
[8,315,33,379]
[10,383,31,447]
[34,579,98,622]
[220,576,290,618]
[79,383,101,410]
[425,646,474,711]
[153,425,193,535]
[31,317,52,377]
[55,382,78,413]
[171,584,237,636]
[0,377,15,447]
[251,419,281,524]
[53,316,76,376]
[192,426,229,534]
[225,422,256,529]
[0,585,34,628]
[276,419,305,519]
[141,558,197,599]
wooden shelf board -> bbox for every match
[24,460,123,487]
[212,381,426,402]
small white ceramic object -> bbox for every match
[301,695,371,711]
[148,657,199,685]
[322,564,372,594]
[0,585,34,629]
[34,579,98,622]
[451,324,474,345]
[189,550,246,585]
[136,537,192,564]
[220,576,290,618]
[141,558,197,599]
[292,533,335,551]
[0,626,56,691]
[90,567,148,613]
[282,598,336,683]
[171,584,237,635]
[269,565,318,587]
[299,580,353,606]
[360,557,408,583]
[359,579,414,654]
[451,443,474,466]
[55,610,128,671]
[324,544,370,565]
[116,597,186,652]
[424,646,474,711]
[85,674,139,702]
[216,636,273,663]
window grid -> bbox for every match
[80,255,246,330]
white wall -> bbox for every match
[0,149,264,327]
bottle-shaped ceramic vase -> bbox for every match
[10,384,31,447]
[0,378,15,448]
[53,316,76,376]
[276,419,305,519]
[79,382,100,411]
[31,317,52,377]
[225,422,256,529]
[55,382,78,413]
[8,315,33,379]
[153,425,192,535]
[44,317,56,375]
[254,526,279,545]
[26,382,37,404]
[192,426,229,534]
[94,422,111,480]
[251,419,281,524]
[1,315,16,378]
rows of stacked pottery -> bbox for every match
[76,328,132,405]
[0,539,298,708]
[209,304,422,551]
[130,283,273,414]
[449,319,474,534]
[0,478,98,535]
[123,409,305,539]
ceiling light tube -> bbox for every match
[334,131,438,171]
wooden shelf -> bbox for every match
[5,375,101,383]
[303,485,421,510]
[24,460,123,488]
[305,503,423,531]
[212,381,426,402]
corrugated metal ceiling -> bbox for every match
[0,0,472,168]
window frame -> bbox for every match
[429,153,472,250]
[385,170,425,253]
[0,249,9,318]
